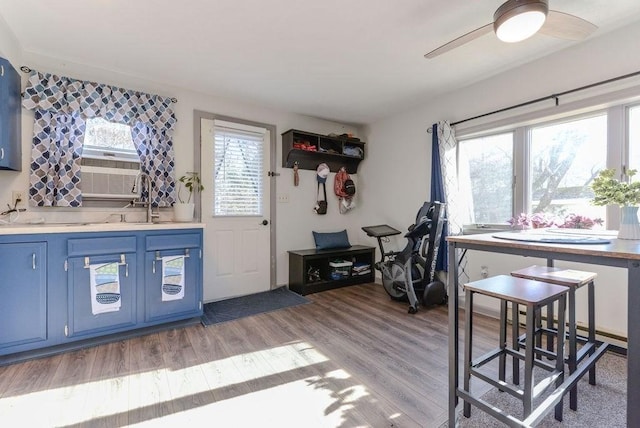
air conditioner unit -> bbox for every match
[80,164,140,200]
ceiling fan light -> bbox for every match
[494,0,549,43]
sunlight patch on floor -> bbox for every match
[128,369,370,428]
[0,341,339,426]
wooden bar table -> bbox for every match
[446,231,640,427]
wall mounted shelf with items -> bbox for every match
[281,129,365,174]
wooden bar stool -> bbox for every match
[461,275,568,425]
[511,265,597,411]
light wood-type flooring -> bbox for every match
[0,283,500,427]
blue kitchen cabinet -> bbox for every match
[66,236,138,338]
[0,242,47,351]
[144,233,203,323]
[0,57,22,171]
[0,227,203,365]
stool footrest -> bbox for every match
[576,342,597,365]
[517,327,592,345]
[458,389,531,428]
[470,347,503,369]
[472,347,555,372]
[522,344,610,427]
[504,346,557,371]
[517,332,602,367]
[532,370,564,398]
[470,365,563,401]
[460,346,610,428]
[470,368,523,400]
[515,339,558,361]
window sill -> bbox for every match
[462,224,511,235]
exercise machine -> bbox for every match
[362,201,447,313]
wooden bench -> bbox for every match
[288,245,375,295]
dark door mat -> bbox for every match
[201,286,309,326]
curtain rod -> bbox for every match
[428,69,640,132]
[19,65,178,104]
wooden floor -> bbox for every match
[0,283,500,428]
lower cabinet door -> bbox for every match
[144,249,201,323]
[0,242,47,351]
[66,253,137,338]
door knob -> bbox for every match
[261,219,269,226]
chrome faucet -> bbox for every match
[131,171,160,223]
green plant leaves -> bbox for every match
[177,172,204,204]
[591,168,640,206]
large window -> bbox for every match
[628,105,640,172]
[529,114,607,221]
[458,111,614,227]
[459,133,514,224]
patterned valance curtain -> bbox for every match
[22,70,177,207]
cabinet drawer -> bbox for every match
[67,236,137,257]
[145,233,201,251]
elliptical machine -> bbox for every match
[362,201,447,314]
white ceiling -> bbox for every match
[2,0,640,125]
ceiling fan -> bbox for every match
[424,0,597,59]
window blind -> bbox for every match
[213,125,265,216]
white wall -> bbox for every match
[3,15,640,336]
[0,14,20,64]
[0,18,367,289]
[361,21,640,339]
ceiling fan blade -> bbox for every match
[538,10,597,41]
[424,23,493,59]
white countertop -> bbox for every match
[0,221,205,235]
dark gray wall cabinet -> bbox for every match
[0,57,22,171]
[282,129,365,174]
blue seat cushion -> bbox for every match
[313,230,351,250]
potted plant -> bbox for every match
[174,172,204,222]
[507,212,602,230]
[591,168,640,239]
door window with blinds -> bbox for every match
[213,120,265,216]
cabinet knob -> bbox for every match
[0,148,3,160]
[261,219,269,226]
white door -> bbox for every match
[200,117,272,301]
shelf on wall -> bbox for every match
[281,129,365,174]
